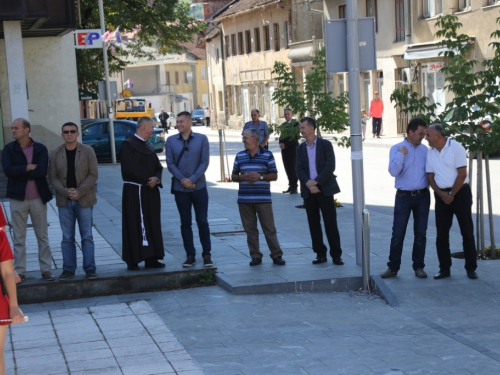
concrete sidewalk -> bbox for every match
[4,127,500,374]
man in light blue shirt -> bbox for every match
[166,111,212,268]
[242,109,269,148]
[381,118,430,279]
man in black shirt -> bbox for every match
[49,122,99,280]
[159,109,169,133]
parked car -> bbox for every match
[191,109,206,126]
[82,120,165,161]
[154,112,176,129]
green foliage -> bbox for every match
[271,48,351,147]
[391,15,500,155]
[76,0,206,90]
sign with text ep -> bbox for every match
[75,29,103,49]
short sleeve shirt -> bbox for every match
[232,148,277,204]
[426,138,468,188]
[242,121,269,145]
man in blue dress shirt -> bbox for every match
[166,111,212,268]
[381,118,430,279]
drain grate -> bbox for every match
[211,231,246,237]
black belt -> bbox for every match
[440,183,468,192]
[397,188,429,196]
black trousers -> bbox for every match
[434,184,477,272]
[304,191,342,259]
[372,117,382,136]
[281,146,298,190]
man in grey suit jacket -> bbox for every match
[296,117,344,265]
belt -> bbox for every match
[124,181,149,246]
[440,183,469,192]
[397,188,429,196]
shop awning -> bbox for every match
[288,46,315,61]
[79,89,98,100]
[403,39,473,60]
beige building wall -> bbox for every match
[0,33,80,149]
[205,33,226,127]
[217,3,292,129]
[195,60,209,108]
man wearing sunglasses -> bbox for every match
[49,122,99,280]
[166,111,212,268]
[1,118,54,283]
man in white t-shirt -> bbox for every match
[425,124,477,280]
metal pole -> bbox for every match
[223,129,231,181]
[362,209,371,291]
[98,0,116,164]
[346,1,366,266]
[478,150,485,253]
[219,129,225,182]
[485,155,496,258]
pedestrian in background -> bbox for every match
[121,117,165,271]
[242,109,269,149]
[166,111,213,268]
[296,117,344,266]
[49,122,99,280]
[204,107,211,127]
[381,118,430,279]
[232,128,286,266]
[361,109,370,140]
[159,109,169,134]
[369,92,384,138]
[279,108,300,194]
[425,124,478,280]
[1,118,54,283]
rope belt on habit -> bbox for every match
[124,181,149,246]
[396,187,429,196]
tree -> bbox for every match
[76,0,206,90]
[271,48,351,147]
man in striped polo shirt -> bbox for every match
[232,128,286,266]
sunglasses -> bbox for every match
[63,130,77,134]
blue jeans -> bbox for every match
[174,187,211,258]
[387,189,430,271]
[58,201,96,273]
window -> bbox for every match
[245,30,252,54]
[254,28,261,52]
[339,4,346,19]
[216,48,220,64]
[423,0,442,17]
[231,34,237,56]
[263,25,270,51]
[366,0,378,32]
[184,72,192,84]
[488,0,499,5]
[218,91,223,111]
[395,0,405,42]
[238,32,244,55]
[201,66,207,80]
[284,21,289,48]
[225,36,230,58]
[165,71,170,85]
[458,0,471,10]
[175,72,179,85]
[273,23,280,51]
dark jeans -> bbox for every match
[372,117,382,136]
[304,192,342,259]
[387,189,430,272]
[434,184,477,272]
[281,146,298,190]
[174,187,211,258]
[206,117,210,127]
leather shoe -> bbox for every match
[312,256,327,265]
[272,256,286,265]
[41,271,55,281]
[295,204,306,209]
[414,268,428,278]
[127,263,140,271]
[433,270,450,279]
[332,257,344,265]
[249,258,262,266]
[282,188,292,194]
[467,271,478,279]
[145,260,166,268]
[289,190,298,194]
[380,268,398,278]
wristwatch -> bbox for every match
[448,191,454,197]
[260,174,264,180]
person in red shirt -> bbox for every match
[369,92,384,138]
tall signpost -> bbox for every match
[98,0,117,164]
[324,4,376,278]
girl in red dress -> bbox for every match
[0,206,24,374]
